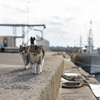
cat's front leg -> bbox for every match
[37,64,42,74]
[24,54,30,69]
[37,56,42,74]
[31,63,36,74]
[24,65,29,69]
[38,59,44,73]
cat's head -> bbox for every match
[19,45,29,55]
[29,44,42,56]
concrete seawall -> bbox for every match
[40,58,64,100]
[57,58,100,100]
[0,52,64,100]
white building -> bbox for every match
[36,35,50,51]
[0,36,16,47]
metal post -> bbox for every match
[0,24,46,47]
[13,26,16,47]
[15,26,16,47]
[12,26,14,47]
[41,31,43,40]
[27,2,29,45]
[27,1,30,24]
[22,26,24,45]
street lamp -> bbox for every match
[27,1,30,24]
[27,0,30,45]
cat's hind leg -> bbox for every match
[31,63,36,74]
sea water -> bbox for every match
[95,74,100,82]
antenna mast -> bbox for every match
[87,20,94,53]
[80,33,82,49]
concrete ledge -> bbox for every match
[5,47,19,53]
[57,58,99,100]
[0,52,64,100]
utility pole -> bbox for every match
[80,33,82,52]
[27,1,30,45]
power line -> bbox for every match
[61,35,67,46]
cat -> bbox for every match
[29,44,45,74]
[19,45,30,69]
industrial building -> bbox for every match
[36,35,50,51]
[0,24,49,52]
[0,36,16,47]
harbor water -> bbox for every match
[95,74,100,82]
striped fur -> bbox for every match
[29,44,45,74]
[19,44,45,74]
[19,45,30,69]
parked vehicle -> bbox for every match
[0,45,5,52]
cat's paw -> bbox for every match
[24,65,28,69]
[32,72,35,74]
[37,72,40,74]
[40,70,42,73]
[24,67,28,70]
[37,71,42,74]
[32,71,36,74]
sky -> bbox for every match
[0,0,100,47]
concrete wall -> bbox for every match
[0,52,64,100]
[36,35,50,51]
[0,37,3,45]
[40,58,64,100]
[0,36,15,47]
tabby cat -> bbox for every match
[19,45,30,69]
[29,44,45,74]
[19,44,45,74]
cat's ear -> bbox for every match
[20,45,22,48]
[27,46,29,49]
[27,46,29,48]
[40,45,43,49]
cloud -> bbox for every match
[0,27,13,36]
[46,27,68,35]
[66,6,80,12]
[51,16,61,19]
[48,21,62,26]
[1,4,11,8]
[1,0,100,47]
[15,8,26,13]
[64,17,75,22]
[1,18,15,24]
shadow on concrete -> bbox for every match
[0,68,40,90]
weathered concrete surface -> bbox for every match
[0,52,64,100]
[57,58,99,100]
